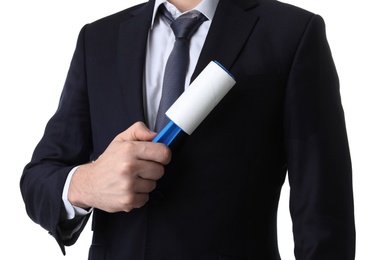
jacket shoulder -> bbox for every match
[246,0,315,24]
[250,0,318,34]
[84,2,148,32]
[95,3,146,24]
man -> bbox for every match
[21,0,355,259]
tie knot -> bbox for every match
[159,5,208,40]
[171,14,207,40]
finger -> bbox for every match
[136,162,165,181]
[131,178,157,194]
[133,142,171,165]
[118,121,157,142]
[122,193,149,212]
[127,193,150,210]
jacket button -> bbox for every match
[150,190,164,203]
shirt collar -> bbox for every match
[150,0,219,29]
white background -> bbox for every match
[1,0,389,259]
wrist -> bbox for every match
[68,163,94,210]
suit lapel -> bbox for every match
[118,0,155,123]
[192,0,259,80]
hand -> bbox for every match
[68,122,171,213]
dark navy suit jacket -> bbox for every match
[21,0,355,259]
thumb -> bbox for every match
[117,121,157,142]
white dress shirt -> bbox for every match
[145,0,218,129]
[62,0,219,220]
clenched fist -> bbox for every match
[68,122,171,213]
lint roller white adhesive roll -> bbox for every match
[153,60,236,145]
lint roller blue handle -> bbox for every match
[152,121,182,146]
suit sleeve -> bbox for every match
[20,25,92,255]
[284,15,355,259]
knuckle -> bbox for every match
[125,162,139,177]
[122,141,137,154]
[133,121,144,129]
[117,163,130,176]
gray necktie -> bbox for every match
[154,6,208,132]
